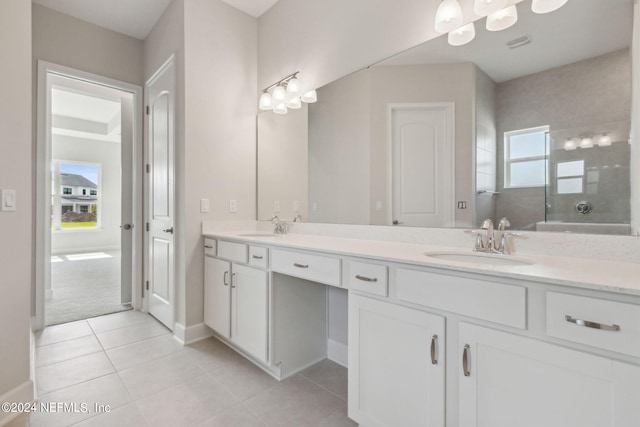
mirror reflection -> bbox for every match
[257,0,633,234]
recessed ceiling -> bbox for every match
[220,0,279,17]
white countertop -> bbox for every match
[203,229,640,296]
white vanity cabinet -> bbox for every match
[349,294,445,427]
[204,241,268,363]
[458,322,640,427]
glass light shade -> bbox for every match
[435,0,464,33]
[273,103,288,115]
[579,137,593,148]
[448,23,476,46]
[486,5,518,32]
[474,0,507,16]
[597,134,612,147]
[563,139,577,151]
[259,92,273,111]
[272,85,287,103]
[301,90,317,103]
[532,0,568,14]
[287,96,302,109]
[286,77,301,95]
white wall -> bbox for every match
[632,1,640,235]
[0,0,34,419]
[51,135,121,254]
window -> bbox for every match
[557,160,584,194]
[90,189,97,196]
[79,205,89,213]
[63,187,72,195]
[504,126,549,188]
[82,189,87,195]
[51,161,101,230]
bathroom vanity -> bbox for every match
[202,227,640,427]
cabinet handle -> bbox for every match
[462,344,471,377]
[430,334,438,365]
[231,272,237,288]
[355,274,378,283]
[565,315,620,331]
[204,245,213,249]
[223,271,229,286]
[252,255,264,259]
[293,263,309,268]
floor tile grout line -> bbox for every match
[298,371,348,402]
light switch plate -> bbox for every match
[229,199,237,213]
[273,200,281,213]
[1,189,16,212]
[201,198,209,213]
[293,200,300,212]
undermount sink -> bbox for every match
[424,251,533,266]
[238,233,279,237]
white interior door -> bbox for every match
[390,103,454,227]
[120,93,134,304]
[145,56,175,330]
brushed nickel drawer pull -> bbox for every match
[565,315,620,331]
[231,272,237,288]
[223,271,229,286]
[430,335,438,365]
[463,344,471,377]
[252,255,264,259]
[293,263,309,268]
[204,245,214,249]
[355,275,378,283]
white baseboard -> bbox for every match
[0,380,34,426]
[327,339,348,368]
[173,322,213,345]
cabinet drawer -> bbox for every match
[547,292,640,357]
[249,246,269,269]
[217,240,248,263]
[271,249,341,287]
[203,238,216,257]
[396,268,526,329]
[348,261,388,297]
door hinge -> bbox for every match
[146,222,150,232]
[146,281,149,291]
[145,105,150,115]
[146,164,150,173]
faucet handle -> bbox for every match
[498,217,511,231]
[271,215,280,223]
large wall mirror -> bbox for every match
[257,0,635,235]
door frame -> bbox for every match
[386,102,456,227]
[35,61,143,330]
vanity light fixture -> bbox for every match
[474,0,507,16]
[579,136,593,148]
[258,71,318,115]
[564,134,613,151]
[435,0,464,33]
[532,0,568,14]
[597,134,612,147]
[486,5,518,31]
[448,22,476,46]
[563,138,577,151]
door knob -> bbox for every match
[392,219,404,225]
[120,224,133,230]
[163,227,174,234]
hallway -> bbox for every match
[8,311,354,427]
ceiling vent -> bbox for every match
[507,35,532,49]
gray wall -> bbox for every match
[475,67,497,226]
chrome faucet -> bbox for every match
[480,218,495,252]
[473,217,516,254]
[293,214,303,222]
[272,215,287,234]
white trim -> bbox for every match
[386,102,456,227]
[0,380,34,426]
[35,61,143,330]
[51,245,120,255]
[173,322,214,345]
[327,338,348,368]
[503,125,549,189]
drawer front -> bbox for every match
[203,238,216,257]
[249,246,269,269]
[217,240,248,263]
[271,249,341,287]
[396,268,526,329]
[547,292,640,357]
[348,261,388,297]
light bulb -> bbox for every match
[474,0,507,16]
[448,22,476,46]
[273,103,288,115]
[287,97,302,109]
[301,90,317,103]
[435,0,464,33]
[597,134,612,147]
[486,5,518,32]
[259,92,273,111]
[286,77,301,95]
[563,138,577,151]
[579,137,593,148]
[531,0,568,14]
[272,85,286,103]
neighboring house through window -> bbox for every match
[504,125,549,188]
[51,161,101,229]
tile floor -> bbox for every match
[7,311,356,427]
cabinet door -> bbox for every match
[204,256,231,338]
[231,263,268,363]
[349,294,445,427]
[458,323,640,427]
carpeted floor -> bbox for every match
[47,251,130,326]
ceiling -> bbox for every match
[380,0,633,83]
[32,0,279,40]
